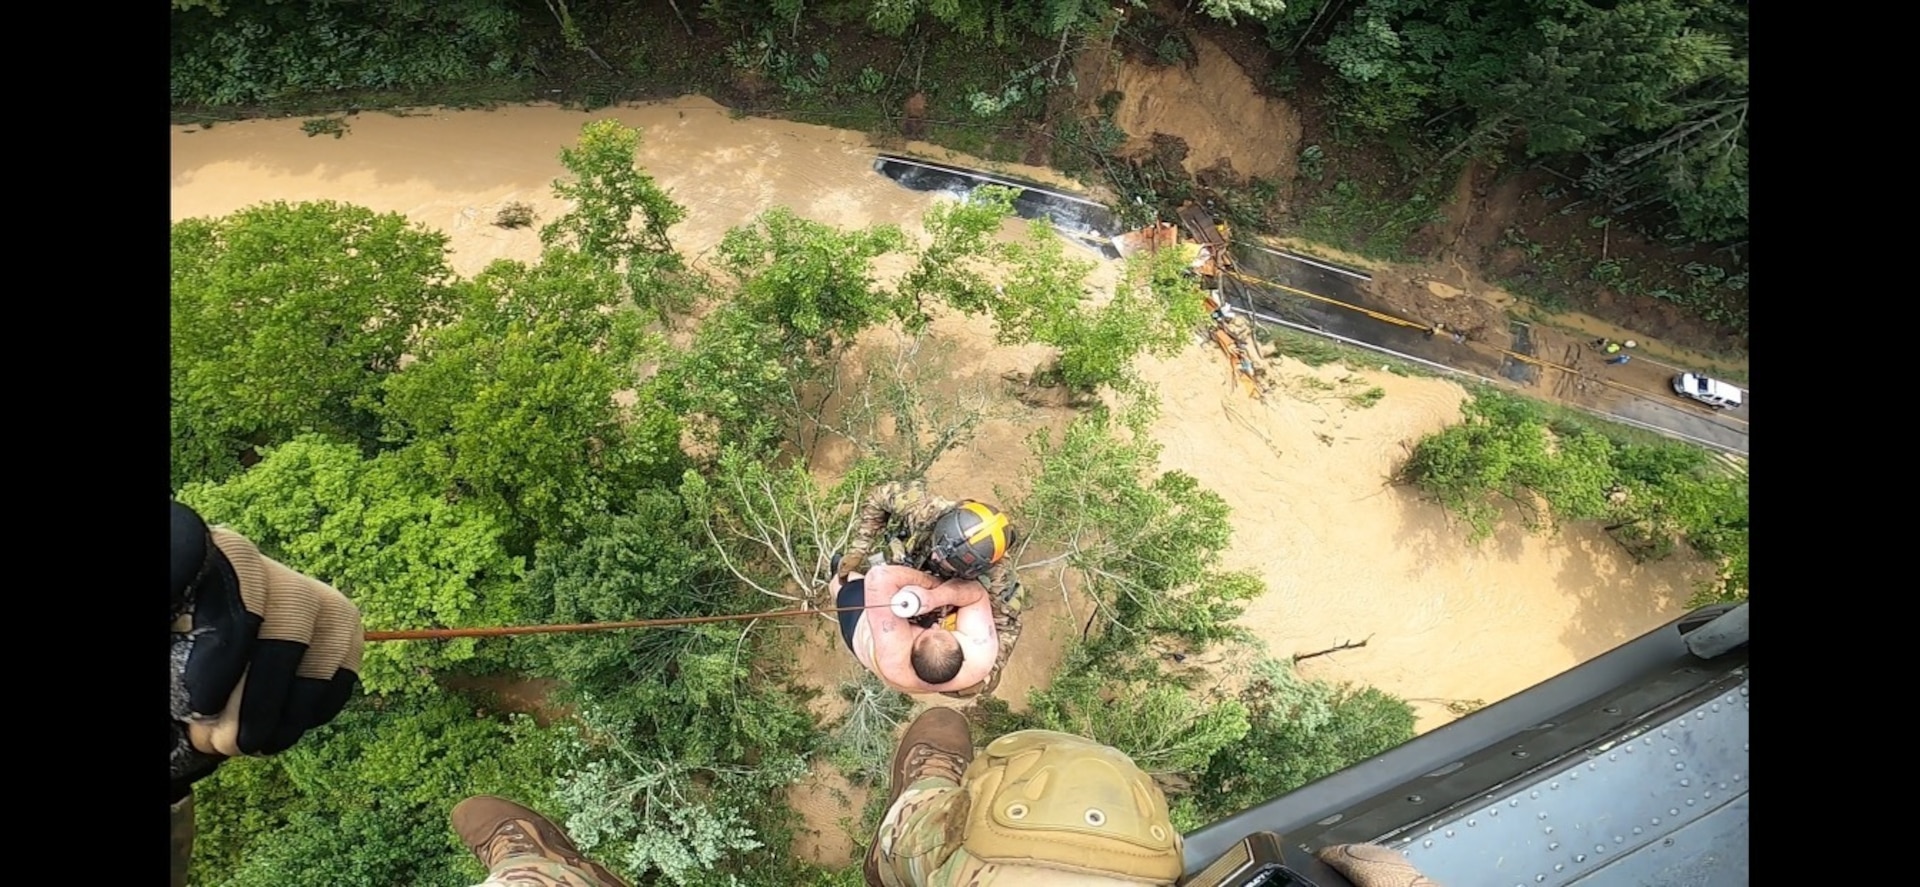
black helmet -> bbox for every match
[928,501,1014,580]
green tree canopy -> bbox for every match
[377,248,669,551]
[1401,391,1748,602]
[170,200,458,487]
[1020,405,1263,653]
[542,119,692,324]
[1053,247,1209,393]
[651,300,796,459]
[176,435,528,693]
[520,492,724,701]
[190,694,563,887]
[898,185,1018,322]
[1023,646,1252,779]
[1309,0,1748,240]
[716,207,910,354]
[519,502,823,887]
[1196,658,1417,819]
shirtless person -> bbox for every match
[835,563,997,694]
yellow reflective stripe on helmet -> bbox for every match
[960,501,1009,561]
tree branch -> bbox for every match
[1293,635,1372,663]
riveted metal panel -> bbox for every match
[1390,679,1749,886]
[1569,793,1748,886]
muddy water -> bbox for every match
[1133,349,1702,731]
[172,97,1089,277]
[172,99,1695,836]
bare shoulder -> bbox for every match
[865,563,943,597]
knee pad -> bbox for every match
[958,730,1182,884]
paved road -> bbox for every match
[871,156,1748,456]
[1228,243,1749,455]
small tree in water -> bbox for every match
[543,119,691,326]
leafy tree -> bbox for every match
[976,218,1093,350]
[515,492,819,760]
[553,703,811,887]
[652,301,795,459]
[1019,404,1263,653]
[826,671,915,786]
[520,492,727,701]
[176,435,527,694]
[716,207,911,355]
[377,249,671,551]
[1024,645,1251,778]
[1402,391,1748,601]
[189,693,564,887]
[1052,246,1209,392]
[898,185,1019,323]
[829,331,1011,481]
[170,0,529,106]
[681,446,889,604]
[1396,392,1560,539]
[1310,0,1749,240]
[1195,658,1417,819]
[170,200,458,487]
[1197,0,1290,27]
[1580,0,1747,241]
[668,210,912,458]
[863,0,1272,48]
[521,511,822,886]
[970,222,1204,393]
[542,120,692,325]
[1605,442,1746,602]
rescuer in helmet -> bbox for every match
[833,480,1024,698]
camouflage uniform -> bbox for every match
[870,729,1183,887]
[870,774,1010,886]
[468,858,605,885]
[845,480,1024,697]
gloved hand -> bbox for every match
[835,551,867,583]
[170,500,364,803]
[1316,844,1443,887]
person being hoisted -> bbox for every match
[833,480,1024,698]
[834,563,999,696]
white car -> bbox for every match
[1672,373,1743,410]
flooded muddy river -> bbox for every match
[172,96,1701,866]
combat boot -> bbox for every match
[864,708,976,886]
[888,707,974,810]
[452,795,631,887]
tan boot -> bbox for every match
[864,708,976,886]
[451,796,631,887]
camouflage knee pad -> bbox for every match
[955,730,1183,882]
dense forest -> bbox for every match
[173,122,1419,885]
[170,0,1749,348]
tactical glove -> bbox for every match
[834,551,867,583]
[1316,843,1443,887]
[170,500,364,802]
